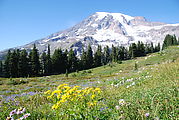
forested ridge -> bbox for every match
[0,34,178,78]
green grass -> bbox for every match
[0,46,179,119]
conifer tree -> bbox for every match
[80,48,87,70]
[154,43,160,52]
[46,44,52,75]
[68,49,78,72]
[9,50,19,77]
[173,35,178,45]
[60,49,68,73]
[157,43,161,52]
[4,50,11,77]
[52,49,63,74]
[150,42,154,53]
[16,49,20,76]
[116,47,120,61]
[162,34,173,49]
[118,46,125,60]
[111,45,117,62]
[136,41,146,57]
[86,45,93,69]
[145,44,149,54]
[129,43,137,58]
[0,61,3,77]
[29,44,40,76]
[19,49,28,77]
[103,46,110,64]
[63,49,68,73]
[41,52,47,75]
[94,45,102,67]
[123,47,130,60]
[101,51,106,65]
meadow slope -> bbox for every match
[0,46,178,120]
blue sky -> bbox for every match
[0,0,179,51]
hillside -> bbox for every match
[0,46,178,119]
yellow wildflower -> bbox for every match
[87,101,97,107]
[74,85,80,89]
[63,86,71,90]
[94,88,101,93]
[76,90,82,93]
[59,99,66,103]
[47,95,53,99]
[51,90,61,96]
[44,90,51,95]
[87,102,93,107]
[52,104,58,109]
[91,94,95,99]
[57,84,68,89]
[61,94,70,100]
[67,88,76,94]
[47,84,102,111]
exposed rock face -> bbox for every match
[0,12,179,59]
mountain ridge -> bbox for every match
[0,12,179,59]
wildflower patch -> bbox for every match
[44,84,102,118]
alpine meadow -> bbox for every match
[0,2,179,119]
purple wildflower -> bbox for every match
[23,113,30,119]
[145,113,150,117]
[17,107,25,115]
[9,109,16,117]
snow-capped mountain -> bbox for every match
[1,12,179,58]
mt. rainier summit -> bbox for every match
[1,12,179,57]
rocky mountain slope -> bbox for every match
[1,12,179,58]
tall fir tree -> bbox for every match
[173,35,178,45]
[86,45,93,69]
[68,49,78,72]
[136,41,146,57]
[80,48,87,70]
[60,49,68,73]
[154,43,160,52]
[46,44,52,75]
[103,46,111,64]
[19,49,28,77]
[63,49,68,73]
[157,43,161,51]
[118,46,125,60]
[52,49,63,74]
[123,47,130,60]
[4,50,11,77]
[129,43,137,58]
[94,45,102,67]
[150,42,154,53]
[9,50,19,77]
[111,45,117,62]
[162,34,173,49]
[41,52,47,75]
[0,61,3,77]
[29,44,40,76]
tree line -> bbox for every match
[162,34,179,49]
[0,34,178,78]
